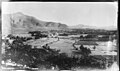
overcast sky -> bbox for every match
[2,2,118,27]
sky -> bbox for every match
[2,2,118,27]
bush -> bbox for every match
[2,35,108,70]
[3,36,60,69]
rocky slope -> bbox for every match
[3,12,68,34]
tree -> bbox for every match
[3,36,61,69]
[80,35,84,39]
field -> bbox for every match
[26,36,117,56]
[2,30,118,70]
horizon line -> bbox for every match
[2,12,118,28]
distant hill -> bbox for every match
[3,12,68,34]
[69,24,96,29]
[99,26,117,30]
[2,12,117,35]
[69,24,117,30]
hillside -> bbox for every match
[2,12,117,35]
[3,12,68,34]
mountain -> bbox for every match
[3,12,68,34]
[3,12,117,35]
[69,24,117,30]
[69,24,97,29]
[99,26,117,30]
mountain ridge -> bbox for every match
[3,12,117,35]
[69,24,117,30]
[4,12,68,34]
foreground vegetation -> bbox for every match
[2,35,116,70]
